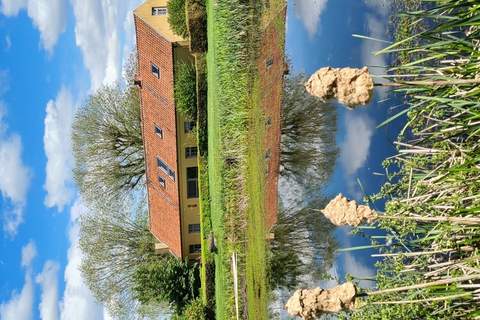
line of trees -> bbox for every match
[269,72,339,294]
[72,53,201,318]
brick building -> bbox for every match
[134,0,283,259]
[134,0,200,259]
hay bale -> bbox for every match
[305,67,374,108]
[285,283,357,319]
[321,194,377,227]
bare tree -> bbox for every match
[72,84,145,208]
[280,73,338,188]
[269,197,338,291]
[79,202,159,318]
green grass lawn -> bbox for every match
[203,0,285,319]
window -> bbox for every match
[189,244,201,254]
[158,176,166,188]
[184,121,195,133]
[151,63,160,78]
[265,149,271,160]
[266,57,274,69]
[154,124,163,138]
[265,117,272,126]
[152,7,167,16]
[186,167,198,199]
[157,158,176,181]
[188,224,200,233]
[185,147,198,158]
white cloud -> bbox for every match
[339,112,374,198]
[343,252,376,288]
[36,261,60,320]
[0,273,34,320]
[0,74,30,237]
[0,242,36,320]
[0,0,27,16]
[294,0,328,38]
[70,0,142,90]
[364,0,392,17]
[361,14,388,71]
[60,199,104,320]
[26,0,68,53]
[43,87,75,211]
[340,112,374,177]
[21,240,37,268]
[0,0,67,53]
[0,133,31,236]
[4,35,11,51]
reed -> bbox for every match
[347,1,480,319]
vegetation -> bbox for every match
[172,298,208,320]
[186,0,207,53]
[174,62,198,120]
[193,53,216,318]
[206,0,252,315]
[79,202,156,317]
[268,200,337,291]
[280,73,338,189]
[206,0,286,318]
[133,256,200,314]
[73,53,201,318]
[347,1,480,319]
[168,0,188,38]
[72,84,144,209]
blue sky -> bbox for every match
[280,0,404,300]
[0,1,143,319]
[275,0,404,316]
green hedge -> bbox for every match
[174,62,197,120]
[168,0,188,38]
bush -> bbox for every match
[174,62,197,120]
[183,298,207,320]
[186,0,207,53]
[132,256,200,313]
[168,0,188,38]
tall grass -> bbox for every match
[350,1,480,319]
[206,0,263,318]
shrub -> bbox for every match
[174,62,197,120]
[132,256,200,313]
[186,0,207,53]
[182,298,207,320]
[168,0,188,38]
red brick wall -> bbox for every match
[257,9,286,231]
[135,16,182,257]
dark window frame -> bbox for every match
[151,63,160,78]
[185,146,198,159]
[157,157,176,181]
[184,121,195,133]
[188,224,201,233]
[158,176,166,188]
[154,124,163,138]
[266,57,274,69]
[189,244,201,254]
[186,167,198,199]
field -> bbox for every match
[349,1,480,319]
[203,0,286,319]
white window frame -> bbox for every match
[152,7,168,16]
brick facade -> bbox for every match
[258,8,287,231]
[135,15,183,257]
